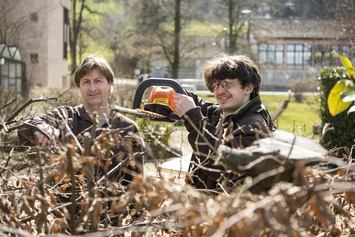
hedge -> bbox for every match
[318,67,355,155]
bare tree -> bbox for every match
[332,0,355,45]
[129,0,204,79]
[0,0,32,44]
[129,0,181,78]
[306,0,354,54]
[69,0,86,74]
[90,11,138,78]
[69,0,103,74]
[211,0,270,54]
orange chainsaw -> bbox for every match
[110,78,186,123]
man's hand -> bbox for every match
[173,93,197,117]
[35,123,60,146]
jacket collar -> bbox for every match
[76,105,93,123]
[222,94,262,122]
[75,105,114,125]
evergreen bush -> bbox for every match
[318,67,355,156]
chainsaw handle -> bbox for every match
[132,78,186,109]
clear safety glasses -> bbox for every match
[212,78,239,91]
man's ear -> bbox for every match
[245,83,255,95]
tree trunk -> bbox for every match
[227,0,233,54]
[171,0,181,79]
[69,0,86,74]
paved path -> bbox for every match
[157,155,191,175]
[156,127,192,174]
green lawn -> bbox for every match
[197,93,321,136]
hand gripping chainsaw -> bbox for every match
[110,78,186,123]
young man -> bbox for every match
[173,54,275,190]
[18,55,143,183]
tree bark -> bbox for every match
[172,0,181,79]
[69,0,86,74]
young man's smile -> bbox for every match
[213,79,254,117]
[217,92,232,102]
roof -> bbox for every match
[251,19,345,40]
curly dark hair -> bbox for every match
[204,54,261,98]
[74,55,114,87]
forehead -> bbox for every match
[213,78,239,83]
[81,68,104,80]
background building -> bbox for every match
[0,44,26,94]
[0,0,70,95]
[252,19,350,91]
[151,19,348,92]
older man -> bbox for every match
[18,55,143,183]
[174,54,275,190]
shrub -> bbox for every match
[318,67,355,156]
[291,76,318,102]
[0,88,34,151]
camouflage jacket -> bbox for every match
[18,105,143,184]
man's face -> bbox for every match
[213,79,254,116]
[79,68,111,109]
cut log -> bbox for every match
[216,130,331,193]
[217,130,328,176]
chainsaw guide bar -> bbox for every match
[110,105,167,119]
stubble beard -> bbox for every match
[85,96,109,114]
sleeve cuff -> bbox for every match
[183,107,203,132]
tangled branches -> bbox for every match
[0,125,354,236]
[1,93,355,236]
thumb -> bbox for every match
[173,93,182,98]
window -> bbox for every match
[260,71,287,91]
[259,44,267,64]
[31,54,38,64]
[286,44,311,69]
[31,12,38,22]
[342,45,354,61]
[1,62,23,93]
[0,43,4,54]
[13,50,22,60]
[314,45,341,67]
[258,44,284,68]
[63,7,69,60]
[0,43,25,94]
[1,60,8,75]
[1,46,11,58]
[9,62,16,91]
[267,72,274,83]
[274,72,284,83]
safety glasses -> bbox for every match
[212,78,239,91]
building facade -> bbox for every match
[0,0,70,95]
[151,19,351,92]
[251,19,351,91]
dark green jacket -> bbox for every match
[183,91,275,190]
